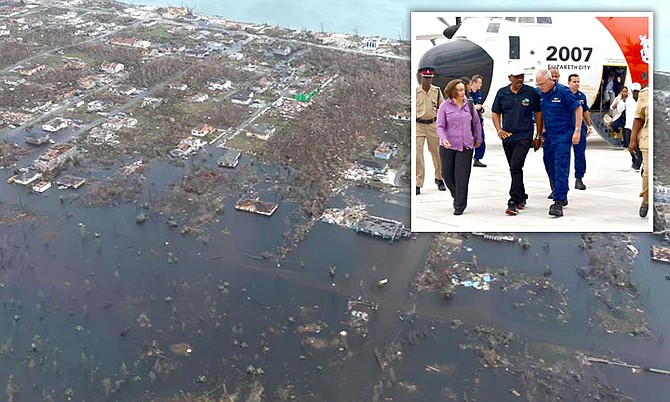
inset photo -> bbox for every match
[410,12,653,232]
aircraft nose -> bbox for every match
[418,39,494,100]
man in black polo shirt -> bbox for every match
[492,65,543,215]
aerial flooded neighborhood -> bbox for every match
[1,1,670,401]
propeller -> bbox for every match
[437,16,450,26]
[436,16,463,39]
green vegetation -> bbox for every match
[224,134,269,155]
[142,26,179,41]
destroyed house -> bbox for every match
[42,117,68,132]
[218,148,241,168]
[13,171,42,186]
[191,123,214,137]
[100,61,125,73]
[35,144,77,173]
[357,159,385,174]
[234,198,278,216]
[231,89,254,105]
[246,123,275,140]
[25,132,50,145]
[56,175,86,189]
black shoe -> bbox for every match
[639,203,648,218]
[473,159,487,167]
[575,178,586,190]
[549,201,563,217]
[547,191,553,199]
[505,202,518,216]
[561,199,568,207]
[435,179,446,191]
[516,199,527,210]
[416,187,420,195]
[454,209,464,215]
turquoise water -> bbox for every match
[119,0,669,70]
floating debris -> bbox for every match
[167,252,178,264]
[166,216,179,227]
[216,281,230,294]
[451,269,494,291]
[321,207,410,241]
[471,232,517,242]
[651,245,670,263]
[135,212,148,224]
[246,364,265,376]
[169,343,193,357]
[235,198,278,216]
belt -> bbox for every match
[416,118,436,124]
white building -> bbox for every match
[100,61,125,73]
[191,123,214,137]
[42,117,69,132]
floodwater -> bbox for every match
[1,157,670,401]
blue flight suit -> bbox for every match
[573,90,589,179]
[470,89,486,160]
[538,83,581,202]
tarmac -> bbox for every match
[411,118,653,233]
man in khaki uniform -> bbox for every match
[416,66,446,195]
[630,86,649,217]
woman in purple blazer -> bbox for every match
[436,79,483,215]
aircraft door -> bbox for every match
[591,65,628,146]
[593,65,627,112]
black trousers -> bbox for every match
[440,146,473,211]
[503,139,532,205]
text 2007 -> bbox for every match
[546,46,593,62]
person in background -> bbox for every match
[469,74,487,167]
[436,79,482,215]
[536,69,582,217]
[415,66,446,195]
[629,85,649,218]
[567,74,593,190]
[601,70,622,110]
[610,85,628,128]
[624,82,643,170]
[550,67,560,83]
[492,66,542,215]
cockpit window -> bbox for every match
[486,23,500,33]
[537,17,552,24]
[518,17,534,23]
[505,17,517,22]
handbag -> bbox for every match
[466,99,477,142]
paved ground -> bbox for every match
[411,119,652,233]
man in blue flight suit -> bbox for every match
[492,65,542,216]
[535,69,582,217]
[469,74,487,167]
[567,74,593,191]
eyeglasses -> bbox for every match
[536,79,550,87]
